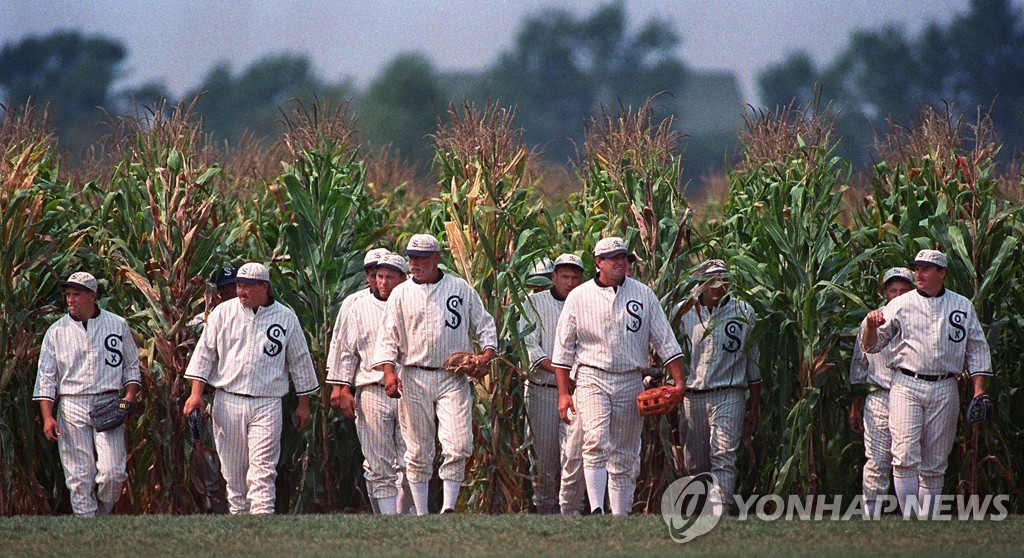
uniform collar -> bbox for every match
[916,287,946,298]
[549,288,567,302]
[413,270,445,285]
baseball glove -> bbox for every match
[90,399,135,432]
[443,351,486,378]
[636,385,680,417]
[964,394,994,424]
[188,409,207,443]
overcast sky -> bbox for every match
[1,0,986,103]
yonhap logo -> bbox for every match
[661,473,723,544]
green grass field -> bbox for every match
[1,514,1022,557]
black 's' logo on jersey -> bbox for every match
[626,300,644,332]
[445,295,464,329]
[104,334,124,367]
[722,320,743,353]
[948,310,967,343]
[264,324,286,357]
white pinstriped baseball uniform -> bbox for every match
[551,276,683,515]
[558,382,586,515]
[184,298,319,514]
[866,288,991,493]
[326,291,409,509]
[33,309,142,517]
[520,289,567,514]
[850,314,896,510]
[371,272,497,490]
[679,296,760,509]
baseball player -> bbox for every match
[526,258,554,292]
[182,262,319,515]
[861,249,991,518]
[677,259,761,514]
[372,233,498,515]
[338,248,391,316]
[519,253,585,514]
[552,237,685,516]
[327,253,414,515]
[849,267,914,517]
[33,271,142,517]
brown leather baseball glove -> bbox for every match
[443,351,487,378]
[636,385,681,416]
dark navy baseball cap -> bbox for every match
[211,267,238,287]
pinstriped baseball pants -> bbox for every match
[889,372,959,489]
[576,368,644,494]
[862,390,892,503]
[356,384,406,499]
[682,388,744,507]
[399,367,473,484]
[559,397,586,514]
[525,382,560,513]
[56,394,128,517]
[212,392,282,515]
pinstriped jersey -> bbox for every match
[551,277,683,373]
[519,290,564,384]
[850,314,895,390]
[184,298,319,397]
[33,310,142,401]
[372,273,498,369]
[679,296,761,390]
[327,292,401,388]
[867,289,991,377]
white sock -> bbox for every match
[442,479,461,511]
[398,486,415,515]
[560,506,580,516]
[918,486,941,519]
[893,476,919,519]
[377,496,398,515]
[584,468,607,513]
[369,497,381,515]
[608,487,633,516]
[410,482,430,516]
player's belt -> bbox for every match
[220,389,257,398]
[408,365,441,371]
[527,379,558,389]
[899,368,958,382]
[686,386,742,395]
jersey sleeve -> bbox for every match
[371,295,402,369]
[33,327,59,401]
[648,290,683,365]
[964,308,993,377]
[285,313,319,396]
[849,318,871,386]
[551,297,578,370]
[469,288,498,352]
[184,310,219,384]
[520,296,547,368]
[326,304,360,387]
[120,318,143,389]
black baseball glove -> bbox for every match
[90,399,135,432]
[188,409,207,443]
[964,394,994,424]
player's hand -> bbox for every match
[743,404,760,437]
[558,393,576,425]
[330,386,357,419]
[294,400,312,431]
[182,393,204,417]
[848,397,865,435]
[384,371,402,399]
[865,310,885,329]
[42,416,60,441]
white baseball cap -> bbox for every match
[594,237,628,258]
[406,233,441,257]
[376,253,409,274]
[553,253,585,271]
[363,248,391,269]
[882,267,914,285]
[910,249,947,269]
[236,262,271,284]
[62,271,98,293]
[528,258,554,277]
[694,259,729,277]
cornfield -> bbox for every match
[1,96,1021,516]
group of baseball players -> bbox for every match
[34,231,991,518]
